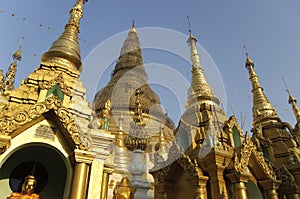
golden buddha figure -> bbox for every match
[113,177,136,199]
[100,99,111,130]
[7,175,40,199]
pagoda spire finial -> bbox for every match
[244,46,279,126]
[2,38,23,97]
[244,45,255,68]
[131,19,137,33]
[187,16,192,35]
[155,124,166,151]
[41,0,85,72]
[283,78,300,123]
[186,22,219,106]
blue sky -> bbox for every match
[1,0,300,132]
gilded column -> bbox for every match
[233,182,248,199]
[70,149,95,199]
[285,194,300,199]
[259,179,279,199]
[208,171,228,199]
[192,176,208,199]
[100,167,114,199]
[227,172,250,199]
[204,162,228,199]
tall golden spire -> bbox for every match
[186,16,219,106]
[3,39,23,97]
[283,78,300,124]
[41,0,85,72]
[244,46,279,126]
[155,124,166,151]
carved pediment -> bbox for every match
[0,96,90,154]
[223,115,243,134]
[231,133,277,181]
[39,73,74,97]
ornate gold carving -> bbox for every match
[0,70,4,95]
[155,166,171,184]
[278,164,295,186]
[0,134,11,154]
[124,90,149,151]
[223,116,243,135]
[233,133,277,181]
[151,141,203,186]
[177,154,202,181]
[251,124,272,155]
[113,177,136,199]
[0,96,90,150]
[74,149,95,164]
[39,73,74,97]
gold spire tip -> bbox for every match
[187,16,192,35]
[12,37,23,61]
[130,19,137,32]
[18,37,24,49]
[187,16,196,41]
[282,77,290,95]
[282,77,297,103]
[243,45,254,68]
[243,45,249,57]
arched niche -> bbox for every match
[164,161,196,199]
[0,143,72,199]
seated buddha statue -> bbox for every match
[7,175,40,199]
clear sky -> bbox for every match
[1,0,300,132]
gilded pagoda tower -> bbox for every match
[93,23,175,198]
[150,28,279,199]
[0,1,114,198]
[245,52,300,198]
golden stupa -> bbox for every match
[0,1,299,199]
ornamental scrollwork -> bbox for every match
[233,133,277,181]
[233,133,253,173]
[0,96,90,150]
[177,154,201,181]
[279,164,295,186]
[155,165,171,184]
[0,135,11,155]
[223,115,243,135]
[39,73,74,97]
